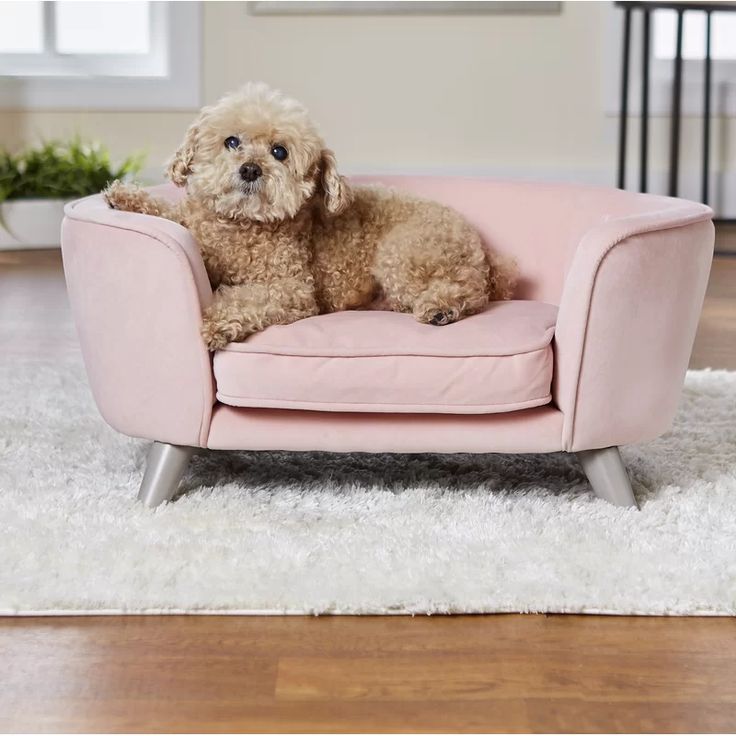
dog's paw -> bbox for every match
[202,332,230,351]
[429,310,457,326]
[201,320,233,352]
[201,316,252,351]
[414,306,461,326]
[103,180,135,210]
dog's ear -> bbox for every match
[319,149,352,216]
[166,116,202,187]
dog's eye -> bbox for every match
[224,136,240,150]
[271,145,288,162]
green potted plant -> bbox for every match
[0,139,143,250]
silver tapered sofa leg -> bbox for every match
[576,446,639,509]
[137,442,196,508]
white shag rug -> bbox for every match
[1,355,735,616]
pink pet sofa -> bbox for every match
[61,176,714,509]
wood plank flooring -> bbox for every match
[1,249,735,733]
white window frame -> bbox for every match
[602,2,736,118]
[0,1,201,110]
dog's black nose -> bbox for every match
[239,163,262,182]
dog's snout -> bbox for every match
[239,163,262,183]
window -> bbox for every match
[0,1,201,110]
[654,10,736,61]
[604,4,736,118]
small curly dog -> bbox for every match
[105,83,516,350]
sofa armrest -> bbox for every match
[553,203,714,452]
[61,194,215,447]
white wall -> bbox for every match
[1,1,733,210]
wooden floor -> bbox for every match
[1,249,736,734]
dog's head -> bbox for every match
[167,82,352,222]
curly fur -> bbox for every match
[105,83,517,350]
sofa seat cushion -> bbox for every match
[213,300,558,414]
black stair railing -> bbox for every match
[615,0,736,224]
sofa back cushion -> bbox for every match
[150,176,692,306]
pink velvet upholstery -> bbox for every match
[213,301,557,413]
[61,176,714,454]
[351,176,712,305]
[62,193,214,447]
[554,218,713,451]
[206,405,565,454]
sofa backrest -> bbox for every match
[150,176,703,306]
[350,175,704,305]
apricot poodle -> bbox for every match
[105,83,516,350]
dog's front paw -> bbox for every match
[201,315,252,351]
[201,321,233,351]
[103,180,137,211]
[202,330,230,351]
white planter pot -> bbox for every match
[0,198,69,250]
